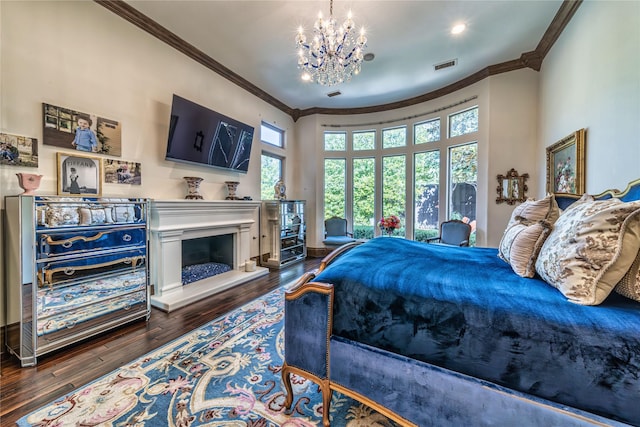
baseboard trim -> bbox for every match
[307,247,330,258]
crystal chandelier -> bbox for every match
[295,0,367,86]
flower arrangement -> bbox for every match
[379,215,401,236]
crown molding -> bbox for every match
[96,0,581,121]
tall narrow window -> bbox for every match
[449,142,477,245]
[382,155,406,237]
[414,150,440,242]
[353,157,376,239]
[324,132,347,151]
[261,153,282,200]
[324,158,346,219]
[382,126,406,149]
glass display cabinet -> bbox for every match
[260,200,306,269]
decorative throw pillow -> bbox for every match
[79,207,111,226]
[112,205,136,223]
[44,205,80,227]
[535,198,640,305]
[506,194,561,229]
[499,219,553,278]
[101,198,136,223]
[614,250,640,302]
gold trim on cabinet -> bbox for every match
[43,232,107,247]
[39,256,144,287]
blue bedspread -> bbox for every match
[314,238,640,425]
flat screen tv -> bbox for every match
[165,94,254,173]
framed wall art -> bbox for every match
[57,152,103,196]
[546,128,586,195]
[0,132,39,167]
[104,159,142,185]
[43,103,122,156]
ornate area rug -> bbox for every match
[18,287,399,426]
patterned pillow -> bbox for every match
[499,219,553,278]
[506,194,561,229]
[79,207,112,226]
[45,205,80,227]
[614,251,640,302]
[112,205,136,223]
[535,197,640,305]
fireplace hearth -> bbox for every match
[149,199,267,311]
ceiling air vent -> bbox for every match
[434,59,457,71]
[327,91,342,97]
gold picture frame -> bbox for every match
[496,168,529,205]
[57,152,103,197]
[546,128,586,195]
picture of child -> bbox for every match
[71,116,98,152]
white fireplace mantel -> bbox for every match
[149,199,267,311]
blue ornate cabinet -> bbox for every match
[4,196,150,366]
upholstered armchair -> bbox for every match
[323,216,356,247]
[426,219,472,246]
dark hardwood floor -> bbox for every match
[0,257,321,425]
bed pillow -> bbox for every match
[614,251,640,302]
[506,194,560,229]
[535,197,640,305]
[499,219,553,278]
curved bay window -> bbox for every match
[323,105,478,244]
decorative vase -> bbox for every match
[16,173,43,195]
[183,176,204,200]
[225,181,240,200]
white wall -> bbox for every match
[539,1,640,195]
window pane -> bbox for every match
[261,122,283,147]
[414,151,440,242]
[261,153,282,200]
[353,130,375,150]
[324,158,346,218]
[382,155,406,237]
[414,118,440,144]
[449,107,478,138]
[353,158,376,239]
[449,142,477,245]
[324,132,346,151]
[382,126,406,149]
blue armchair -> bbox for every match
[426,219,471,246]
[323,216,356,247]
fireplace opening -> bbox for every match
[182,234,233,285]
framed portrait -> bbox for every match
[546,128,586,195]
[57,152,103,197]
[43,103,122,156]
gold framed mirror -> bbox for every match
[496,168,529,205]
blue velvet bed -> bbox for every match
[282,180,640,427]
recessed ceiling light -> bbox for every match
[363,52,375,62]
[451,23,466,35]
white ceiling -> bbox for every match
[125,0,563,111]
